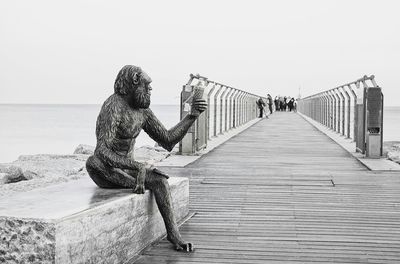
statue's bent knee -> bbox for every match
[86,155,118,188]
[145,171,168,188]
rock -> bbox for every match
[0,166,35,184]
[135,145,170,165]
[0,173,7,184]
[383,141,400,165]
[73,144,95,155]
[0,154,88,196]
[388,151,400,164]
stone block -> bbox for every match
[0,176,189,264]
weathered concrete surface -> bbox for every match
[0,176,189,264]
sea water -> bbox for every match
[383,106,400,143]
[0,104,180,163]
[0,104,399,163]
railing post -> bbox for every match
[318,95,322,122]
[224,88,233,132]
[242,94,245,123]
[229,90,237,129]
[248,95,252,121]
[363,76,383,157]
[244,94,249,123]
[348,84,357,142]
[333,90,340,133]
[311,97,314,120]
[323,93,329,126]
[207,83,217,139]
[320,94,324,125]
[232,91,239,128]
[340,86,351,138]
[355,81,366,153]
[336,88,345,136]
[240,92,245,125]
[318,94,322,123]
[333,90,338,132]
[314,96,318,120]
[310,97,314,119]
[327,91,334,130]
[239,92,245,125]
[253,95,257,119]
[213,85,223,137]
[220,87,229,134]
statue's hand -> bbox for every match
[191,99,208,117]
[133,165,146,194]
[133,183,145,194]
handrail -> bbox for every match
[297,75,384,157]
[179,74,266,154]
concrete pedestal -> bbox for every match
[0,176,189,264]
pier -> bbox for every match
[1,75,399,264]
[134,111,400,264]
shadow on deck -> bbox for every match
[133,112,400,264]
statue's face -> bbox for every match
[130,72,152,109]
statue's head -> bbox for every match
[114,65,152,109]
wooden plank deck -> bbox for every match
[133,112,400,264]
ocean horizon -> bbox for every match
[0,104,180,163]
[0,104,399,163]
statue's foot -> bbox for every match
[167,235,194,252]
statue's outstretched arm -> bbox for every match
[143,99,207,151]
[143,109,197,152]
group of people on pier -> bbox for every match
[274,96,297,112]
[257,95,297,118]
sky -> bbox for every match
[1,0,399,106]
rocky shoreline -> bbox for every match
[0,144,173,198]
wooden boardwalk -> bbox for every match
[133,112,400,264]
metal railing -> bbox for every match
[179,74,266,154]
[297,75,384,158]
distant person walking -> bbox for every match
[274,97,279,111]
[267,94,273,115]
[283,97,288,111]
[256,97,266,118]
[279,96,284,111]
[288,98,295,112]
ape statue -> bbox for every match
[86,65,207,252]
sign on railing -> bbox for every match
[179,74,265,155]
[297,75,383,158]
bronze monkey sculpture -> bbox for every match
[86,65,207,252]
